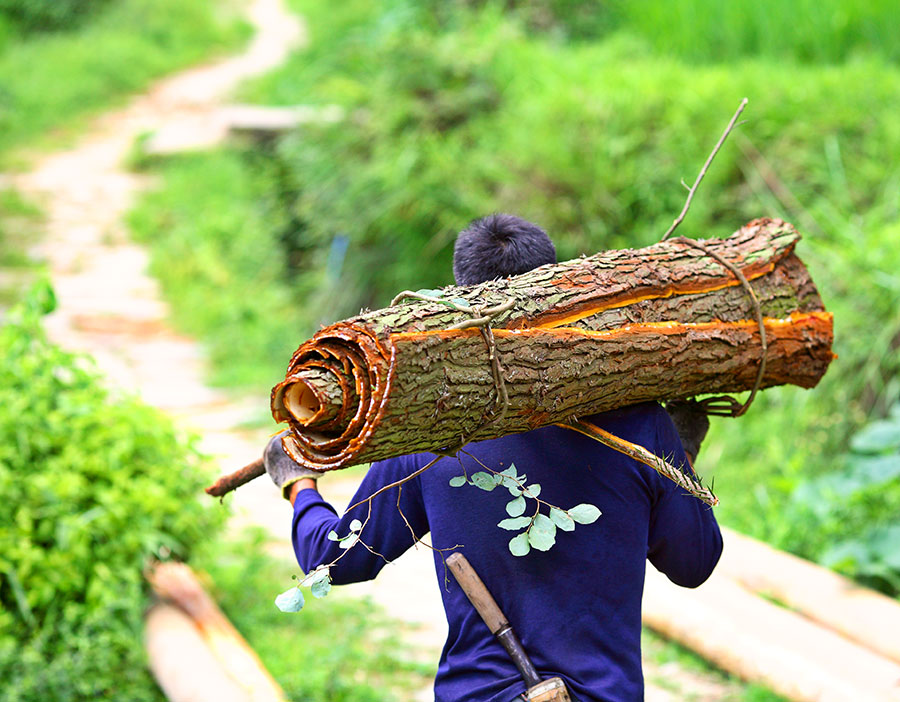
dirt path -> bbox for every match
[11,3,739,699]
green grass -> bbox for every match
[198,531,432,701]
[415,0,900,63]
[0,0,250,165]
[594,0,900,63]
[127,148,305,394]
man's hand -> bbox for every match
[264,430,322,500]
[665,400,710,465]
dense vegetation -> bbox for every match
[0,285,430,701]
[0,0,249,164]
[0,0,113,31]
[127,0,900,594]
[0,4,428,698]
[0,284,224,700]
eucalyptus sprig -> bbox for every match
[449,463,601,557]
[275,520,367,612]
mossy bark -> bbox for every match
[271,218,834,471]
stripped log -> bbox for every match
[643,564,900,702]
[264,218,832,473]
[146,562,286,702]
[717,527,900,665]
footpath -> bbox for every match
[13,1,900,700]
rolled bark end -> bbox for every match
[274,368,344,428]
[284,379,321,421]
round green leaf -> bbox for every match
[449,475,467,487]
[509,532,531,557]
[339,532,360,550]
[528,514,558,552]
[550,507,576,532]
[524,483,542,498]
[302,566,330,587]
[275,587,305,613]
[349,519,362,532]
[850,419,900,454]
[498,516,533,530]
[327,530,339,541]
[506,496,526,517]
[471,472,497,491]
[310,577,332,599]
[569,503,602,524]
[532,513,556,536]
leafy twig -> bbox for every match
[453,450,602,557]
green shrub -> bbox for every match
[785,403,900,595]
[0,282,225,701]
[0,0,114,31]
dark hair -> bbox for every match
[452,213,557,286]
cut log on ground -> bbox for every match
[145,562,286,702]
[643,561,900,702]
[267,218,833,472]
[717,527,900,665]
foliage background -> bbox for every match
[129,0,900,594]
[0,0,249,165]
[0,284,224,700]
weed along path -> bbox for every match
[10,1,847,700]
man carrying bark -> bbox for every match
[264,214,723,702]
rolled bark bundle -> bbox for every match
[271,218,833,471]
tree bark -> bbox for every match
[269,218,833,472]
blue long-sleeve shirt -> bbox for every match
[291,402,722,702]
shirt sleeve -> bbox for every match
[646,408,723,588]
[291,453,431,584]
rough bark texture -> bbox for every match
[271,218,834,471]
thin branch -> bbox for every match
[662,98,748,241]
[395,484,461,557]
[345,455,441,513]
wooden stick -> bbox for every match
[662,98,748,241]
[206,458,265,497]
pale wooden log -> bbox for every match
[146,562,287,702]
[146,603,253,702]
[642,564,900,702]
[717,527,900,665]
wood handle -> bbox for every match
[205,458,265,497]
[447,552,508,635]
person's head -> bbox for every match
[452,213,557,286]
